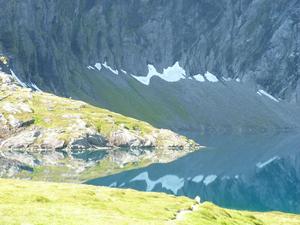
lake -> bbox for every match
[87,132,300,213]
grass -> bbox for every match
[0,79,195,147]
[0,179,191,225]
[0,179,300,225]
[178,202,300,225]
[29,91,154,137]
[0,83,152,138]
[177,202,265,225]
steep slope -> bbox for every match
[0,71,196,150]
[1,179,300,225]
[0,0,299,134]
[0,71,198,180]
[66,67,300,133]
[2,54,300,134]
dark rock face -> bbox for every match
[0,0,299,101]
[0,0,299,134]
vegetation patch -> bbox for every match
[0,179,299,225]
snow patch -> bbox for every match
[102,61,119,75]
[257,90,279,102]
[121,69,127,74]
[10,69,27,87]
[30,82,42,92]
[194,74,205,82]
[223,77,232,82]
[94,63,102,71]
[130,172,184,194]
[221,176,230,180]
[132,62,186,85]
[203,175,217,185]
[204,71,218,82]
[192,175,204,183]
[236,78,241,82]
[256,156,280,168]
[90,62,119,75]
[87,66,95,70]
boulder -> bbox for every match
[109,129,143,147]
[40,130,65,150]
[68,134,107,150]
[7,115,22,128]
[0,113,7,124]
[0,130,41,149]
[2,102,33,114]
[86,134,107,146]
[17,103,33,113]
[3,103,20,114]
[0,72,13,85]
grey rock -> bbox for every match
[68,134,107,150]
[0,130,41,149]
[40,130,65,150]
[86,134,107,147]
[3,103,20,114]
[7,115,22,128]
[109,129,143,148]
[17,103,32,113]
[0,113,7,124]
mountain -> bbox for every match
[1,178,300,225]
[0,0,299,134]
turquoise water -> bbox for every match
[87,132,300,213]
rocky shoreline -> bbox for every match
[0,71,200,180]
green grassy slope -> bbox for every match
[0,71,197,149]
[0,179,299,225]
[0,85,170,142]
[0,71,199,182]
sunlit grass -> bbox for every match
[0,179,299,225]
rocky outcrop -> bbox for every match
[0,71,199,152]
[1,129,41,149]
[68,134,107,150]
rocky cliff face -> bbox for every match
[0,0,299,100]
[0,0,299,132]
